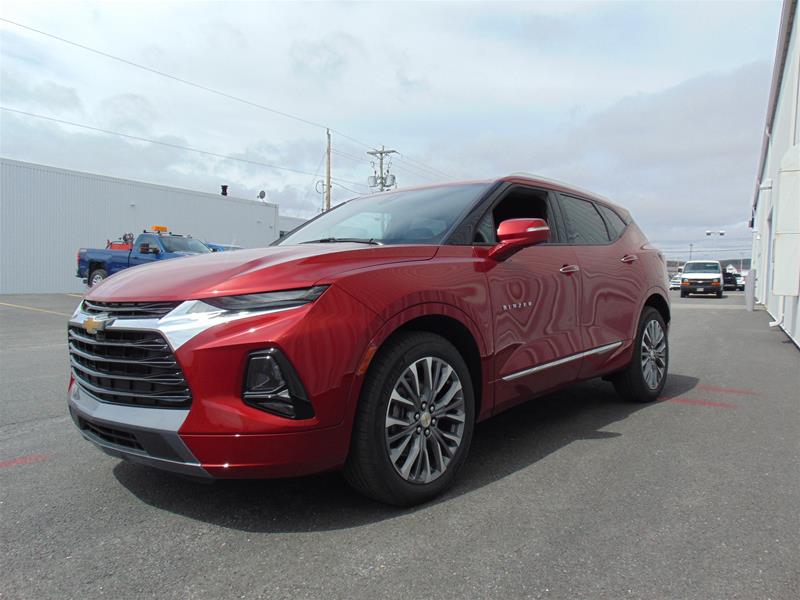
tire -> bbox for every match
[716,291,723,298]
[680,291,687,298]
[612,306,668,403]
[344,331,475,506]
[88,268,108,287]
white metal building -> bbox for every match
[278,215,309,238]
[0,158,281,294]
[751,0,800,347]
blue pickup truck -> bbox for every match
[77,230,212,287]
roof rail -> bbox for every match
[505,172,615,204]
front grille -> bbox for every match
[69,326,192,408]
[82,300,181,319]
[78,417,144,451]
[688,279,714,285]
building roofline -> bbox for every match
[0,156,278,209]
[752,0,797,217]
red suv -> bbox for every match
[68,175,669,505]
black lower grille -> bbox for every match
[79,417,144,451]
[69,326,191,408]
[82,300,181,319]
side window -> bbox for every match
[596,204,627,241]
[137,235,158,251]
[559,195,610,245]
[473,187,553,244]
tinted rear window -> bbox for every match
[560,195,610,245]
[597,204,627,240]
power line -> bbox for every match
[332,148,441,184]
[1,106,368,187]
[0,17,453,179]
[394,154,455,179]
[331,181,362,195]
[331,149,371,165]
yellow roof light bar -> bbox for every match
[151,225,168,232]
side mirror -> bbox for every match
[488,218,549,261]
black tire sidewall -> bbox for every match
[630,307,669,401]
[361,333,475,505]
[89,269,107,287]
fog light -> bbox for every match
[242,349,314,419]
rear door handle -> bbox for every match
[620,254,638,263]
[560,264,580,274]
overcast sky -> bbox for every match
[0,0,782,258]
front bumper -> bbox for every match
[682,284,721,294]
[68,382,211,478]
[67,287,381,478]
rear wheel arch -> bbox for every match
[643,292,670,327]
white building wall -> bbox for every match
[0,158,280,294]
[752,2,800,346]
[278,215,308,237]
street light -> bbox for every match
[705,230,725,260]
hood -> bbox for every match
[88,243,438,302]
[683,271,721,279]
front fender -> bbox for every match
[344,301,494,425]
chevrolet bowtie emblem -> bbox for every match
[83,316,111,335]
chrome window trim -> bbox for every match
[501,341,623,382]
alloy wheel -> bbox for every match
[385,356,466,484]
[640,319,667,389]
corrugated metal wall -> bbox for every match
[0,158,280,293]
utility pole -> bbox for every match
[689,243,693,260]
[325,128,332,211]
[367,146,397,191]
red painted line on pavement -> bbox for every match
[697,384,761,397]
[0,454,50,468]
[667,397,737,409]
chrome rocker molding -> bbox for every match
[68,382,211,478]
[502,341,623,382]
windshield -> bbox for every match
[683,262,721,273]
[277,184,490,246]
[160,236,211,254]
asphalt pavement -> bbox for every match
[1,291,798,600]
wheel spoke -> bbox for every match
[436,380,462,410]
[390,389,415,409]
[399,436,422,479]
[389,431,414,463]
[433,364,453,397]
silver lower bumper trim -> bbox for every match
[68,383,211,479]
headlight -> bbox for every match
[204,285,328,312]
[712,278,720,284]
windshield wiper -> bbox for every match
[300,237,383,245]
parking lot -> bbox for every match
[1,291,798,599]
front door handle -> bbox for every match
[560,264,580,274]
[620,254,638,263]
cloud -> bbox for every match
[0,0,780,244]
[451,61,772,251]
